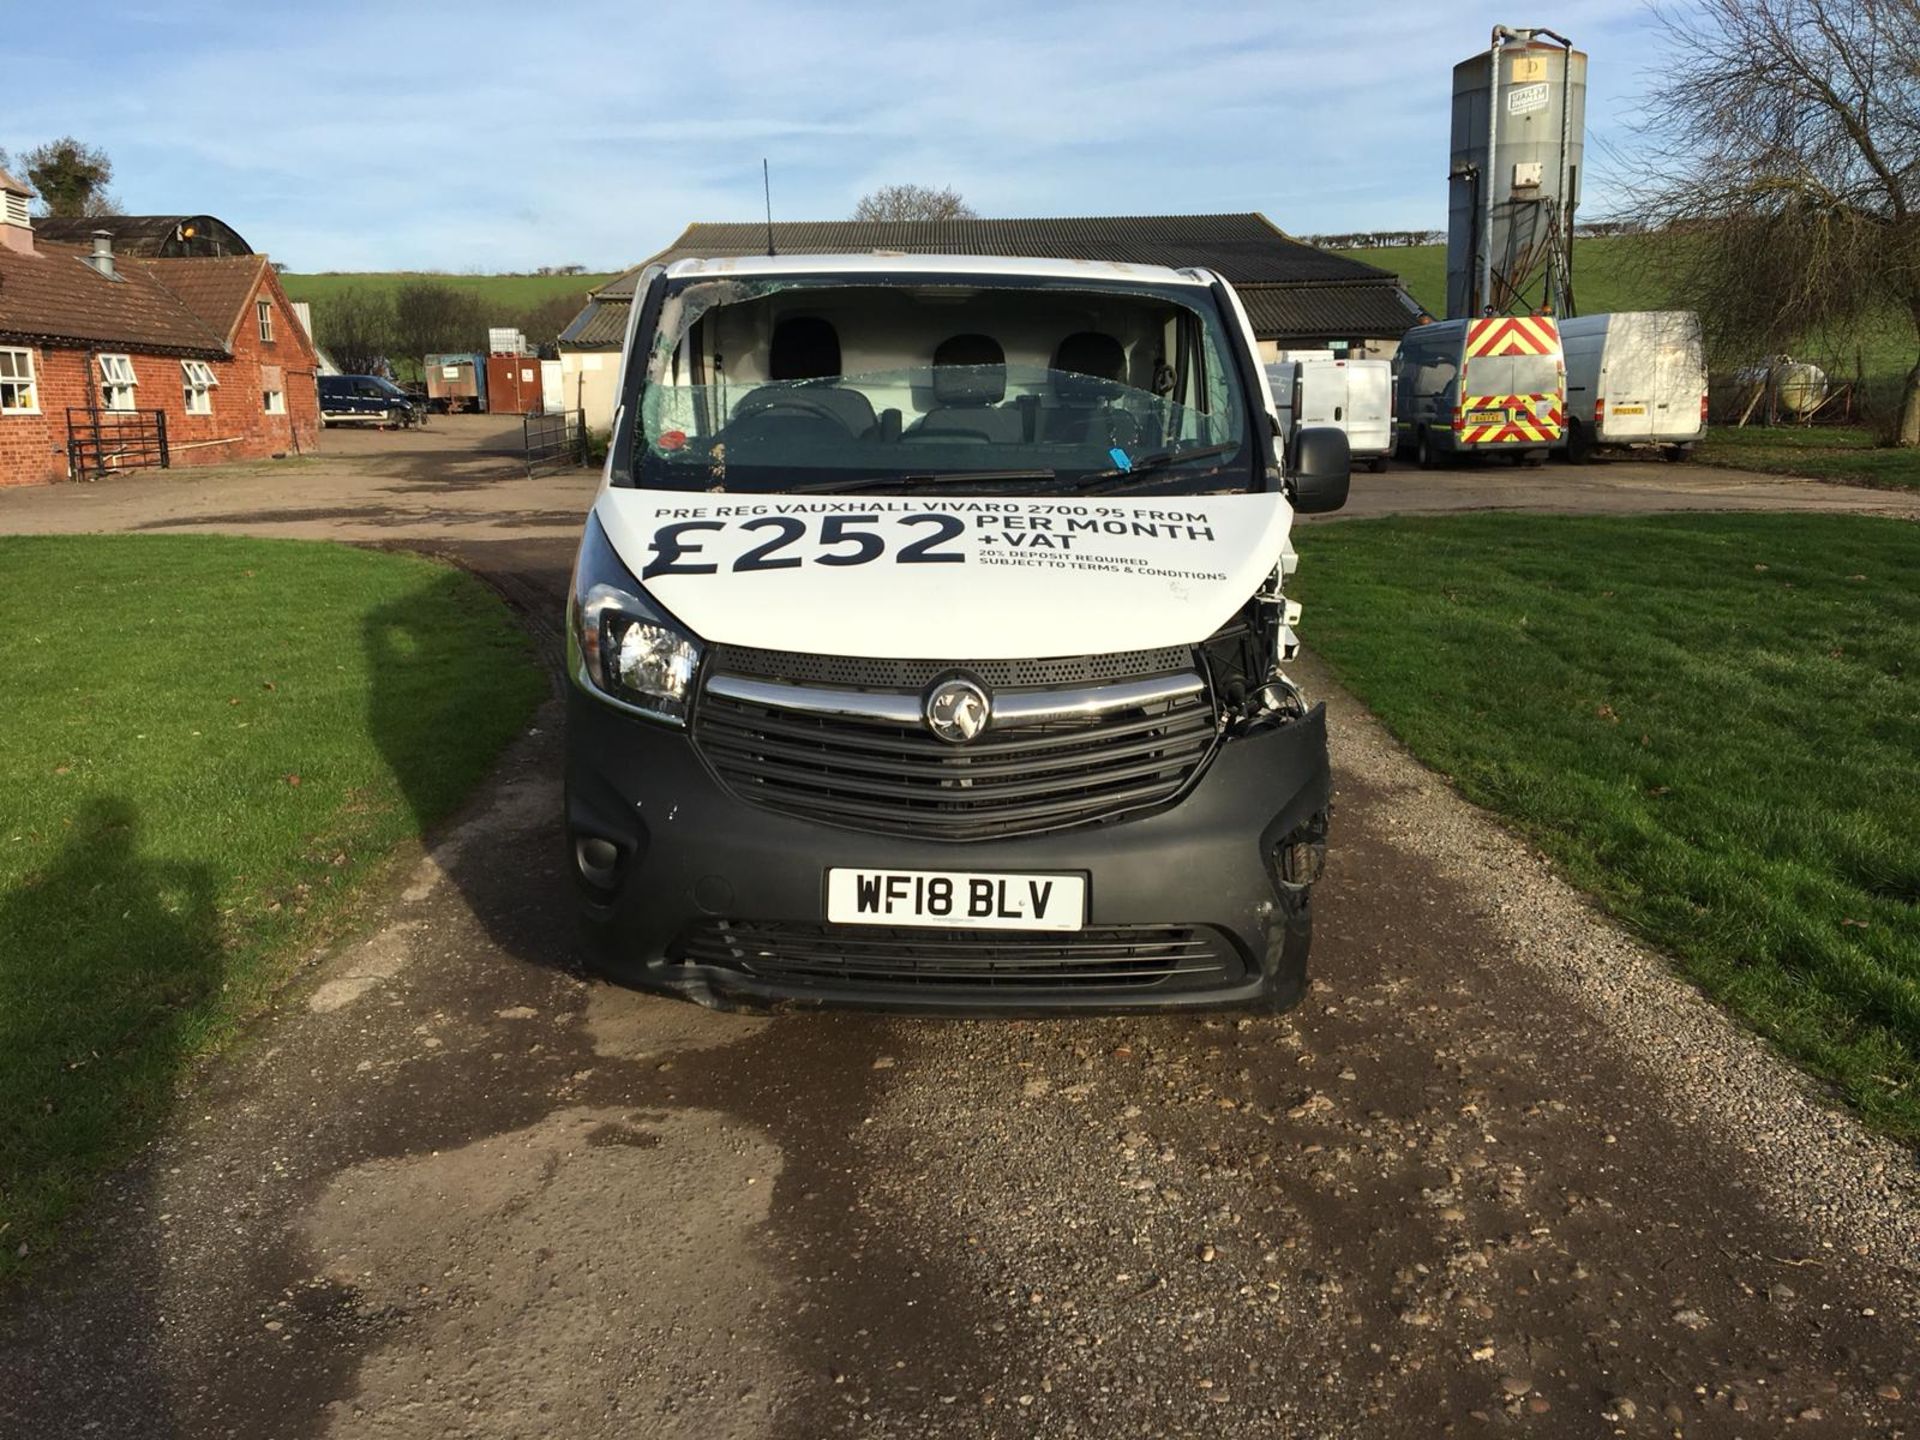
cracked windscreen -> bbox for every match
[615,277,1255,494]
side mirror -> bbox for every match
[1289,425,1351,514]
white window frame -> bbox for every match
[263,387,286,415]
[99,353,138,411]
[182,360,219,415]
[257,299,275,343]
[0,347,38,415]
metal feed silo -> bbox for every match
[1446,28,1587,319]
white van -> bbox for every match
[1268,357,1393,472]
[564,254,1349,1014]
[1558,311,1708,462]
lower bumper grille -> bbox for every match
[673,921,1240,991]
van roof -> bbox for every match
[659,253,1216,287]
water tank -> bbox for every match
[1447,38,1588,319]
[1734,357,1829,418]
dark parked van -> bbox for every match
[318,375,423,428]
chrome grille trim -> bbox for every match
[704,674,924,726]
[704,670,1206,731]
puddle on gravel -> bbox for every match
[308,921,426,1014]
[583,983,771,1061]
[400,777,556,903]
[304,1105,791,1439]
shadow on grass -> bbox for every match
[361,564,561,968]
[0,797,220,1265]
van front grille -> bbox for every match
[692,651,1218,840]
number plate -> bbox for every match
[1611,404,1647,415]
[827,868,1086,931]
[1466,408,1508,425]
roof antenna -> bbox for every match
[762,159,776,257]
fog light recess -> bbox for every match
[575,836,622,888]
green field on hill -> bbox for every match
[278,271,616,310]
[1331,237,1662,319]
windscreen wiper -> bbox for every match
[1088,443,1240,479]
[1074,443,1243,491]
[788,469,1058,494]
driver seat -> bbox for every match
[745,315,877,438]
[1047,331,1127,443]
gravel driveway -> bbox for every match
[1,426,1915,1438]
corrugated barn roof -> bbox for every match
[566,213,1417,346]
[31,214,254,258]
[557,297,631,350]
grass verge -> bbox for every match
[1696,426,1920,491]
[1298,513,1920,1141]
[0,535,545,1277]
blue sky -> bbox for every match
[6,0,1663,273]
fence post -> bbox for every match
[156,409,170,469]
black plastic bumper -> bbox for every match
[564,686,1331,1015]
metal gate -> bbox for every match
[523,408,587,472]
[67,408,170,478]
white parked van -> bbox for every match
[564,254,1350,1014]
[1267,357,1393,472]
[1558,311,1708,462]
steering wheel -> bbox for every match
[1104,406,1143,448]
[729,388,862,438]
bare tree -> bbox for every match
[390,281,485,365]
[517,293,590,348]
[20,137,120,218]
[1631,0,1920,442]
[852,183,978,222]
[313,289,394,376]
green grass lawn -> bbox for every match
[279,271,616,310]
[1299,513,1920,1140]
[0,536,545,1276]
[1696,426,1920,490]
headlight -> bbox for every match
[568,512,702,724]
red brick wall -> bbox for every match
[222,266,322,464]
[0,267,321,487]
[0,347,76,484]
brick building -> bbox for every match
[0,168,318,486]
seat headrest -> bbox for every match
[770,316,842,381]
[1052,332,1126,397]
[930,333,1006,406]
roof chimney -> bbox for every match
[0,168,31,255]
[87,230,117,279]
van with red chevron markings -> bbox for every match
[1393,314,1565,468]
